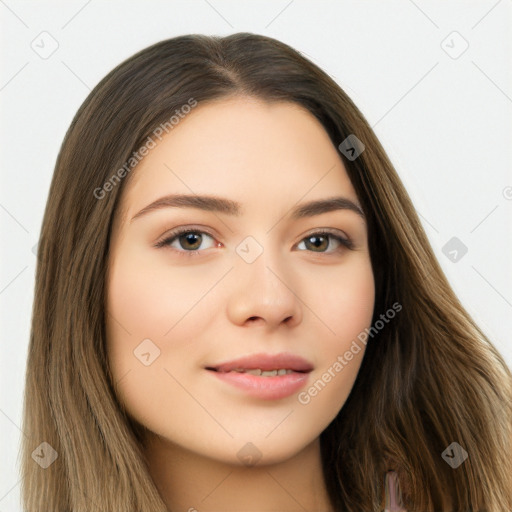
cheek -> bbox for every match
[106,250,216,344]
[315,257,375,345]
[105,254,203,431]
[300,258,374,410]
[105,251,218,407]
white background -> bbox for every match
[1,1,511,510]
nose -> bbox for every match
[226,244,303,330]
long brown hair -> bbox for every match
[21,32,512,511]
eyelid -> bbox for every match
[298,227,354,251]
[302,226,350,242]
[153,225,218,250]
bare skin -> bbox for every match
[106,96,375,511]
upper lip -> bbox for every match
[206,352,314,373]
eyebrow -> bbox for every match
[130,194,365,223]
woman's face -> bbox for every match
[106,96,375,465]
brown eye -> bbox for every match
[154,227,353,258]
[175,232,203,251]
[297,231,353,254]
[304,234,329,252]
[154,228,217,255]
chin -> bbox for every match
[213,435,319,468]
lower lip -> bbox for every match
[207,370,310,400]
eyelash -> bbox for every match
[154,226,354,258]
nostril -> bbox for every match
[246,317,265,326]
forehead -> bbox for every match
[115,96,359,228]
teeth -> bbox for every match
[230,368,294,376]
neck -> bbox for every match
[144,434,334,512]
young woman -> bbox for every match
[21,32,511,512]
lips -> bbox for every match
[205,352,313,400]
[206,352,314,373]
